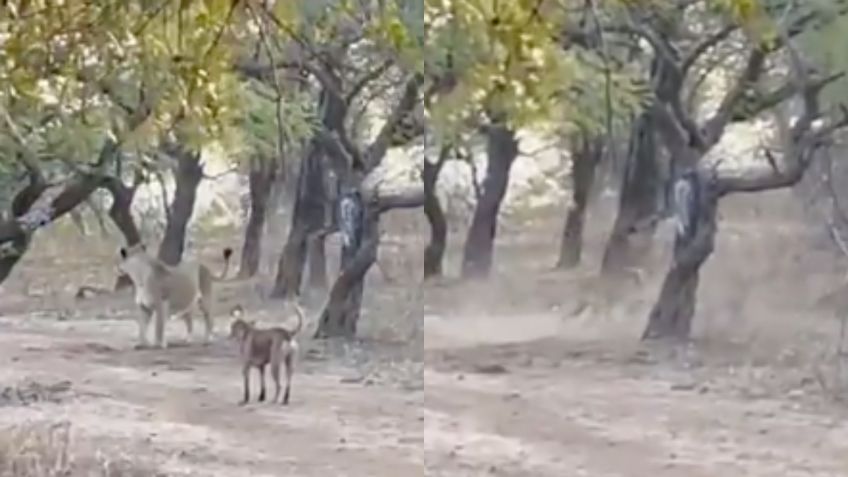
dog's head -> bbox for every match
[229,318,254,341]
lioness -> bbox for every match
[118,243,231,349]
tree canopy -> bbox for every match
[0,1,248,162]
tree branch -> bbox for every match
[680,24,737,76]
[715,36,848,196]
[701,47,767,147]
[345,59,394,105]
[254,7,347,100]
[731,72,845,123]
[363,74,423,172]
[0,109,46,180]
[313,129,367,188]
[374,188,426,213]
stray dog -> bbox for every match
[229,304,303,405]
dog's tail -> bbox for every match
[289,302,305,337]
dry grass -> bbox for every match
[0,421,160,477]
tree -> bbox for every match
[235,2,405,300]
[0,1,248,282]
[422,145,450,279]
[156,142,205,266]
[557,132,604,269]
[236,1,425,335]
[230,76,314,278]
[314,74,425,337]
[593,0,830,276]
[239,155,279,278]
[270,86,340,298]
[427,0,645,279]
[617,2,848,340]
[601,110,664,275]
[460,123,518,278]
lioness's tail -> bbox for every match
[218,247,233,280]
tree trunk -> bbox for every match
[239,157,277,278]
[157,146,203,266]
[272,85,343,298]
[102,175,142,291]
[423,146,449,279]
[601,113,663,275]
[271,145,328,298]
[642,172,718,341]
[0,176,48,285]
[315,204,376,339]
[461,125,518,279]
[106,182,141,246]
[557,134,603,269]
[306,235,328,291]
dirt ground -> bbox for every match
[3,194,848,476]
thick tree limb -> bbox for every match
[730,72,845,123]
[716,114,848,195]
[0,174,104,242]
[716,33,848,196]
[374,188,425,213]
[0,136,123,244]
[100,172,143,245]
[11,171,48,218]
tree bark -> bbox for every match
[309,187,366,335]
[0,176,48,285]
[601,113,663,275]
[272,145,329,298]
[0,173,104,284]
[157,146,203,266]
[423,146,449,279]
[239,156,277,278]
[315,203,376,338]
[461,125,518,279]
[306,73,422,335]
[306,234,328,291]
[315,188,424,338]
[557,134,603,269]
[102,175,142,247]
[642,172,718,341]
[272,85,343,298]
[101,175,143,291]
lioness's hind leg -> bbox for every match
[198,297,213,344]
[135,305,153,349]
[271,361,281,403]
[154,300,170,349]
[180,312,193,341]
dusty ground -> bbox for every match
[3,193,848,475]
[425,312,848,477]
[0,304,423,476]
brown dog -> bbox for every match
[229,303,304,405]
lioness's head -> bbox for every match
[117,243,153,278]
